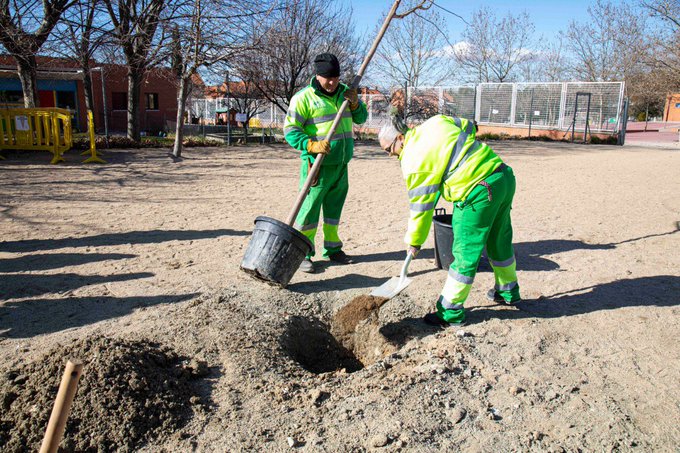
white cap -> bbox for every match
[378,123,401,149]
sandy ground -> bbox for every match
[1,139,679,452]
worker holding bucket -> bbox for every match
[379,115,521,327]
[284,53,368,273]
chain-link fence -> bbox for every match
[190,81,624,135]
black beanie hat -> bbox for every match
[314,53,340,77]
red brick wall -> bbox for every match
[476,124,614,141]
[89,65,178,135]
[663,94,680,122]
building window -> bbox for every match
[0,90,24,106]
[146,93,159,110]
[112,92,127,111]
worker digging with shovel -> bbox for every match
[379,114,522,327]
[283,53,368,274]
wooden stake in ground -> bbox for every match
[39,359,84,453]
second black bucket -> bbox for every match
[433,209,454,270]
[432,209,490,272]
[240,216,313,287]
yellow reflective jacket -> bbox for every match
[399,115,503,246]
[284,79,368,166]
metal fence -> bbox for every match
[190,81,625,135]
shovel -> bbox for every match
[370,251,414,299]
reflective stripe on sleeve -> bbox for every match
[287,109,305,125]
[408,184,439,198]
[409,201,436,212]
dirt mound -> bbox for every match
[0,336,204,452]
[330,295,388,351]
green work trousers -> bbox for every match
[294,160,349,259]
[436,165,521,323]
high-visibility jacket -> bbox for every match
[399,115,503,246]
[284,79,368,166]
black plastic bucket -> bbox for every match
[432,208,490,271]
[433,209,454,270]
[240,216,313,287]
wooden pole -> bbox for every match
[39,359,84,453]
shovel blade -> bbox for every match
[370,276,412,299]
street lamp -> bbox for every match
[91,67,109,143]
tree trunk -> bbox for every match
[16,56,39,108]
[172,76,191,158]
[644,103,649,132]
[82,63,95,126]
[127,69,142,141]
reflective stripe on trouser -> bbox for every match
[437,165,520,323]
[294,161,349,258]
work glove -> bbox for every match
[344,88,360,111]
[306,139,330,155]
[407,245,421,257]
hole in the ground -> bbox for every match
[281,316,364,374]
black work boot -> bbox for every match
[299,258,315,273]
[327,250,354,265]
[423,312,466,328]
[486,289,520,305]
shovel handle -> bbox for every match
[40,359,84,453]
[398,251,414,283]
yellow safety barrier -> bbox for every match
[0,107,73,164]
[81,110,105,164]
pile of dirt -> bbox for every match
[330,294,388,351]
[0,336,205,452]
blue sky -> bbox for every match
[342,0,594,43]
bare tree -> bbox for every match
[242,0,361,114]
[539,38,571,82]
[103,0,167,141]
[169,0,268,157]
[229,78,270,140]
[49,0,111,122]
[372,0,449,92]
[0,0,75,107]
[640,0,680,89]
[454,7,535,83]
[562,0,637,82]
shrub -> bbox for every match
[589,135,618,145]
[71,134,225,150]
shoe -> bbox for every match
[299,258,315,273]
[327,250,354,265]
[487,289,520,305]
[423,312,466,328]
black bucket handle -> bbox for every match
[434,207,446,217]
